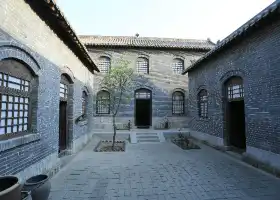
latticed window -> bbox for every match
[96,91,110,114]
[172,58,184,74]
[0,59,33,137]
[172,91,184,114]
[226,77,244,101]
[137,57,149,74]
[82,91,87,116]
[60,83,68,98]
[198,89,208,119]
[135,91,151,99]
[98,56,111,73]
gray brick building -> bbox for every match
[80,36,214,130]
[0,0,99,182]
[183,1,280,171]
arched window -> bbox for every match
[82,91,88,116]
[98,56,111,73]
[96,90,110,114]
[0,59,34,137]
[172,58,184,74]
[198,89,208,119]
[172,91,185,114]
[137,57,149,74]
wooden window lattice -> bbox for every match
[172,91,184,114]
[0,73,30,135]
[172,59,184,74]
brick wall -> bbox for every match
[87,48,205,130]
[0,0,95,180]
[188,16,280,155]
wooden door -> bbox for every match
[59,101,67,152]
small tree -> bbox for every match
[101,59,135,149]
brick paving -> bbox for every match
[49,139,280,200]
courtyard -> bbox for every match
[49,137,280,200]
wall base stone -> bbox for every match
[189,130,225,149]
[243,146,280,175]
[15,152,59,184]
[72,131,95,154]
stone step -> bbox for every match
[137,135,159,139]
[136,133,158,136]
[137,139,161,143]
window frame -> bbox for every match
[96,90,110,115]
[136,57,149,74]
[0,59,33,140]
[172,58,184,74]
[98,56,111,74]
[198,89,208,119]
[226,77,244,101]
[172,91,185,115]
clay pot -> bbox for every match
[0,176,21,200]
[22,174,51,200]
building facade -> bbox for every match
[80,36,214,130]
[183,1,280,171]
[0,0,98,181]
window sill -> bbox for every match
[0,133,40,152]
[172,114,186,117]
[94,114,111,117]
[197,118,209,122]
[77,119,88,126]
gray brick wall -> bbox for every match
[0,28,94,177]
[87,48,205,129]
[187,16,280,154]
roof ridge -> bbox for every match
[79,35,210,42]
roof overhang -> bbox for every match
[24,0,99,73]
[182,1,280,75]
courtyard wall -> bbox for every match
[87,48,205,130]
[187,11,280,170]
[0,0,95,182]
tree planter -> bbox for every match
[21,174,51,200]
[94,140,126,152]
[0,176,21,200]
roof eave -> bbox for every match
[182,1,280,75]
[25,0,100,73]
[84,44,213,52]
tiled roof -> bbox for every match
[182,1,280,74]
[79,35,215,51]
[26,0,99,72]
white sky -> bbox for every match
[57,0,275,42]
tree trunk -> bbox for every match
[112,115,116,149]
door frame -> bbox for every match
[134,88,152,127]
[59,100,68,153]
[222,75,246,150]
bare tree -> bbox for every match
[101,59,135,149]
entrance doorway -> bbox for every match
[135,89,152,128]
[59,101,67,153]
[58,74,71,154]
[224,76,246,151]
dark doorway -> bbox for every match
[59,101,67,153]
[224,76,246,151]
[228,100,246,149]
[135,89,152,128]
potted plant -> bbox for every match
[0,176,21,200]
[21,174,51,200]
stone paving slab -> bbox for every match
[49,139,280,200]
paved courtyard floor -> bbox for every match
[49,138,280,200]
